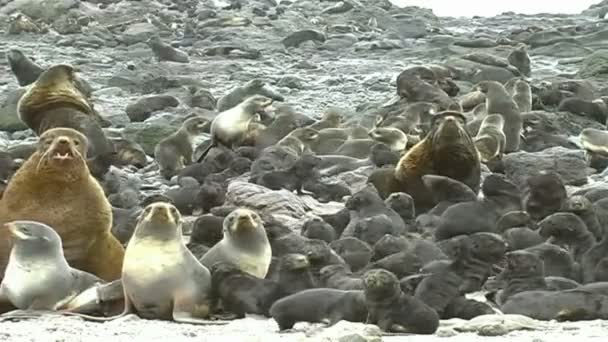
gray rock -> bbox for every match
[0,0,79,23]
[121,22,159,45]
[0,88,28,132]
[503,147,588,188]
[125,94,180,122]
[578,50,608,78]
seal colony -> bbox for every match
[4,6,608,338]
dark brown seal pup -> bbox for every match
[0,128,124,282]
[368,111,481,213]
[16,64,114,160]
[269,288,367,330]
[363,268,439,334]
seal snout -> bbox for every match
[147,203,179,225]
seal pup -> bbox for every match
[253,154,321,194]
[217,79,284,112]
[511,79,532,113]
[16,64,114,160]
[507,44,531,77]
[269,288,367,330]
[197,95,274,162]
[147,36,189,63]
[522,172,567,221]
[200,209,272,279]
[474,114,506,163]
[368,111,481,213]
[363,269,439,334]
[474,80,522,153]
[0,128,124,282]
[63,202,217,324]
[0,221,103,312]
[154,116,208,180]
[5,49,44,86]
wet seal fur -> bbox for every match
[62,202,219,324]
[0,128,124,282]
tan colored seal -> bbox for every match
[0,128,124,282]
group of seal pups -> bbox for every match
[2,41,608,335]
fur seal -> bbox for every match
[369,111,480,213]
[396,66,456,110]
[5,49,44,86]
[507,44,531,77]
[217,79,283,112]
[147,36,189,63]
[0,221,103,312]
[307,109,342,131]
[474,80,522,152]
[253,154,321,194]
[269,288,367,330]
[363,269,439,334]
[0,128,124,282]
[522,172,567,221]
[581,127,608,160]
[320,264,364,291]
[197,95,274,162]
[558,98,608,124]
[16,64,114,160]
[510,79,532,113]
[200,208,272,279]
[276,127,320,157]
[329,237,373,272]
[474,114,506,163]
[368,127,408,151]
[64,202,216,323]
[154,116,208,180]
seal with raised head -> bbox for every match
[154,116,209,180]
[474,114,506,163]
[0,221,103,312]
[511,79,532,113]
[368,111,481,213]
[64,202,216,324]
[16,64,114,160]
[474,80,522,152]
[0,128,124,282]
[200,208,272,279]
[5,49,44,86]
[363,268,439,334]
[197,95,274,162]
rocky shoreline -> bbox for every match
[3,0,608,340]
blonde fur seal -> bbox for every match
[62,202,218,324]
[0,128,124,282]
[474,114,506,163]
[197,95,274,162]
[200,208,272,279]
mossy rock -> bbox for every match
[579,50,608,78]
[122,123,178,155]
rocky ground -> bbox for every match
[3,0,608,340]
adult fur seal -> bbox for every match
[64,202,216,324]
[474,80,522,152]
[474,114,506,163]
[0,128,124,282]
[200,208,272,279]
[154,116,209,180]
[0,221,103,312]
[16,64,114,160]
[197,95,274,162]
[368,111,481,213]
